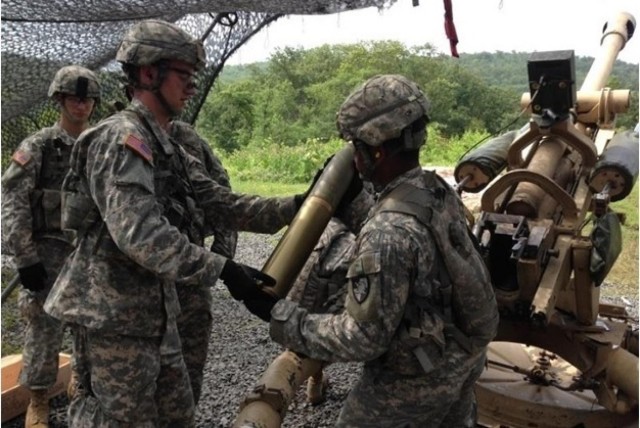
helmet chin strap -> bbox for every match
[153,64,180,118]
[132,64,179,118]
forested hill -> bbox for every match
[220,50,638,95]
[197,42,638,154]
[453,51,638,94]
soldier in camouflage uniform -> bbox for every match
[286,186,374,404]
[1,65,101,428]
[43,19,316,427]
[170,119,239,404]
[270,75,499,427]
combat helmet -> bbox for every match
[337,74,430,150]
[47,65,101,101]
[116,19,205,70]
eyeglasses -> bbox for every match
[167,67,197,87]
[64,95,96,105]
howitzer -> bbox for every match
[454,11,638,428]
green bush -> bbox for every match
[220,137,345,183]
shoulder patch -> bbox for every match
[12,150,32,166]
[123,134,153,164]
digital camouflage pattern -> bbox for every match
[47,65,101,100]
[17,239,72,390]
[271,167,490,427]
[69,326,194,427]
[116,19,206,69]
[287,187,374,313]
[44,98,297,425]
[336,74,430,149]
[171,120,238,259]
[1,122,77,390]
[286,219,355,313]
[2,122,75,267]
[170,120,238,403]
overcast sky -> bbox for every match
[228,0,639,65]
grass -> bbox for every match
[606,184,639,297]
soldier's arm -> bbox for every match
[1,136,43,268]
[198,139,239,258]
[187,155,298,234]
[270,224,416,362]
[84,126,226,286]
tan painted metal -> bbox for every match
[262,143,356,298]
[475,11,638,428]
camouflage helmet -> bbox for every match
[47,65,101,100]
[337,74,430,149]
[116,19,206,70]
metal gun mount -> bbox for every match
[454,11,638,428]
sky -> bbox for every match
[227,0,640,65]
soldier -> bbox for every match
[270,74,499,427]
[43,19,324,427]
[1,65,101,428]
[170,119,238,404]
[286,186,374,404]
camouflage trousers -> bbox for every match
[18,238,72,389]
[336,349,486,427]
[176,285,213,405]
[69,325,195,427]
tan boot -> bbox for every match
[24,389,49,428]
[306,371,328,405]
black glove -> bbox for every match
[219,259,275,301]
[219,259,280,321]
[294,155,334,210]
[335,167,363,218]
[243,296,279,322]
[18,262,48,292]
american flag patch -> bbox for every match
[124,134,153,164]
[12,150,32,166]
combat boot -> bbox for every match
[306,371,328,405]
[25,389,49,427]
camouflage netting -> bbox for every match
[1,0,398,156]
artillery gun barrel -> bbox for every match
[581,12,636,92]
[506,11,635,220]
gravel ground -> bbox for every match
[1,230,637,428]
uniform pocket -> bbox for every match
[41,189,62,231]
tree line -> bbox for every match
[195,41,638,154]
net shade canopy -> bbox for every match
[2,0,398,125]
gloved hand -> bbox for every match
[294,155,334,210]
[334,166,363,218]
[219,259,279,321]
[18,262,48,292]
[219,259,275,300]
[243,296,279,322]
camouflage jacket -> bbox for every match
[286,218,356,313]
[44,100,297,336]
[271,167,477,374]
[170,120,237,258]
[2,122,75,268]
